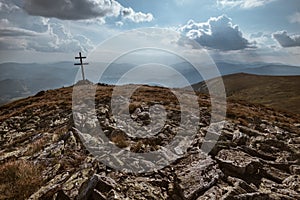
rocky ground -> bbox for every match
[0,82,299,200]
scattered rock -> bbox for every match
[28,173,70,200]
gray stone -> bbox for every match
[174,153,222,200]
[230,192,269,200]
[55,190,71,200]
[77,174,101,200]
[95,175,117,193]
[290,165,300,175]
[232,130,249,145]
[216,149,261,175]
[92,189,106,200]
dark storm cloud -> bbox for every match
[0,0,95,52]
[24,0,121,20]
[23,0,153,23]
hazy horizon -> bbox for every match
[0,0,299,66]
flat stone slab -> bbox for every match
[173,153,222,200]
[216,149,261,175]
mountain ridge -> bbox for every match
[191,73,300,115]
[1,61,300,106]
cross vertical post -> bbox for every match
[74,52,88,81]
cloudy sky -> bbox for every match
[0,0,299,65]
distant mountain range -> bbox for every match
[0,62,78,105]
[0,61,300,105]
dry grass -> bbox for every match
[24,137,47,156]
[51,126,69,142]
[128,102,142,114]
[0,160,44,200]
[131,141,143,153]
[111,134,129,148]
[0,87,72,122]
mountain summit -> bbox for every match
[0,83,299,199]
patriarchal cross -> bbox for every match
[74,52,88,81]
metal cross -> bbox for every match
[74,52,88,81]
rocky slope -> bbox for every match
[0,82,299,200]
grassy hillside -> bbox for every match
[192,73,300,114]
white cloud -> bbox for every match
[0,1,50,33]
[0,1,19,12]
[175,0,186,5]
[115,21,124,27]
[210,47,300,66]
[179,15,254,51]
[175,0,194,6]
[79,18,106,25]
[250,32,276,48]
[217,0,276,9]
[0,37,27,50]
[121,7,154,23]
[272,31,300,47]
[0,24,94,53]
[0,18,10,27]
[289,12,300,24]
[23,0,153,24]
[0,27,38,37]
